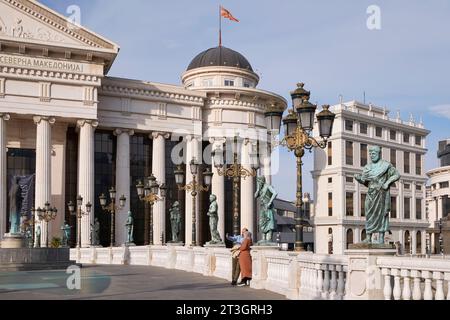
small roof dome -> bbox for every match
[187,46,253,72]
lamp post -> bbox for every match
[213,137,258,236]
[33,202,58,248]
[265,83,336,252]
[174,159,213,246]
[68,195,92,248]
[136,174,167,245]
[99,187,126,247]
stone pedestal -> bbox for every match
[204,243,225,248]
[250,245,279,290]
[0,248,75,271]
[344,246,396,300]
[167,242,184,247]
[1,234,26,249]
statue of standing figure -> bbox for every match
[90,217,100,246]
[8,176,22,235]
[61,220,71,247]
[207,194,223,245]
[355,145,400,245]
[35,225,41,248]
[125,211,134,245]
[255,176,278,244]
[169,201,181,243]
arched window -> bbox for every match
[405,230,411,254]
[416,231,422,254]
[346,229,354,249]
[328,228,333,254]
[361,229,367,241]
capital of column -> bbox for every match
[185,134,202,143]
[151,131,170,140]
[209,137,226,149]
[33,116,56,125]
[0,114,10,121]
[76,119,98,129]
[243,138,258,147]
[114,128,135,137]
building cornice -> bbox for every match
[426,165,450,178]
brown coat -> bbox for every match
[239,238,253,279]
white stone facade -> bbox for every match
[0,0,286,246]
[312,101,430,255]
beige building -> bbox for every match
[0,0,286,247]
[312,101,430,255]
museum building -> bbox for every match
[0,0,287,247]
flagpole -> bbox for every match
[219,5,222,46]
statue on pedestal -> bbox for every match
[207,194,223,245]
[8,176,22,235]
[35,225,41,248]
[125,211,134,245]
[169,201,181,243]
[90,217,100,246]
[61,220,71,247]
[355,145,400,245]
[255,176,277,244]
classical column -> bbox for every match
[412,182,417,221]
[114,129,134,246]
[210,138,226,240]
[241,139,256,236]
[260,141,272,185]
[34,116,55,247]
[438,196,444,220]
[0,114,10,240]
[77,120,98,248]
[151,132,169,245]
[185,135,201,246]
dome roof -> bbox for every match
[187,46,253,72]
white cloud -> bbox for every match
[430,105,450,119]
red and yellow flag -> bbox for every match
[220,6,239,22]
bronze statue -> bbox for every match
[207,194,223,245]
[8,176,22,234]
[125,211,134,244]
[169,201,181,243]
[355,145,400,244]
[255,176,277,244]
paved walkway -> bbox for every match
[0,265,286,300]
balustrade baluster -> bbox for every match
[411,270,422,300]
[316,264,323,299]
[401,269,411,300]
[329,265,337,300]
[445,273,450,300]
[422,271,433,300]
[391,269,401,300]
[336,265,345,300]
[322,265,330,299]
[433,271,445,300]
[382,268,392,300]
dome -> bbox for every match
[187,46,253,72]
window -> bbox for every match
[390,130,397,141]
[327,142,332,166]
[346,176,354,183]
[403,133,410,144]
[415,135,422,146]
[376,126,383,137]
[346,192,354,216]
[345,120,354,132]
[361,229,367,241]
[346,141,354,165]
[186,82,194,88]
[416,184,422,191]
[390,197,397,218]
[390,149,397,167]
[361,193,367,217]
[440,181,449,189]
[243,82,251,88]
[202,79,213,87]
[224,79,234,86]
[328,193,333,217]
[360,123,368,134]
[404,151,410,174]
[360,143,368,167]
[416,154,422,175]
[404,183,411,190]
[416,199,422,220]
[404,197,411,219]
[328,177,333,184]
[346,229,354,249]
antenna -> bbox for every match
[363,91,366,104]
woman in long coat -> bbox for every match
[238,231,253,286]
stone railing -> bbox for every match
[70,246,450,300]
[377,256,450,300]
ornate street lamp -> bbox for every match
[68,195,92,248]
[439,218,444,255]
[33,203,58,248]
[135,174,167,245]
[213,137,258,236]
[265,83,336,252]
[175,158,213,246]
[99,187,126,247]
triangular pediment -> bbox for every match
[0,0,119,52]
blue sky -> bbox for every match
[41,0,450,201]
